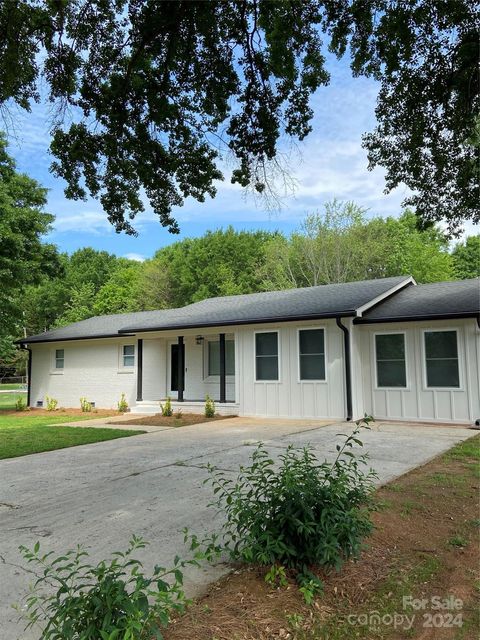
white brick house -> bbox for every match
[19,276,480,424]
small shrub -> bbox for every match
[160,396,173,417]
[45,395,58,411]
[80,397,92,412]
[15,396,28,411]
[16,534,220,640]
[204,395,215,418]
[117,392,129,412]
[205,417,377,595]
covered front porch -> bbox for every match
[132,330,238,414]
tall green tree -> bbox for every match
[1,1,477,235]
[262,204,454,288]
[136,227,278,308]
[93,261,143,316]
[451,236,480,279]
[0,133,60,335]
[65,248,120,294]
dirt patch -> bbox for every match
[164,436,480,640]
[115,413,236,427]
[0,407,122,418]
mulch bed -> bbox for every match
[164,436,480,640]
[116,413,236,427]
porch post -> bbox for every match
[178,336,184,402]
[219,333,226,404]
[136,338,143,402]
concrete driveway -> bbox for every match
[0,417,475,639]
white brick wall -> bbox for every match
[30,338,137,410]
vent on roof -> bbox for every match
[36,400,43,408]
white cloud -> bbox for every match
[123,252,146,262]
[53,210,114,235]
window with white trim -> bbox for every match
[375,333,406,388]
[207,340,235,376]
[255,332,279,381]
[122,344,135,368]
[55,349,64,370]
[299,329,325,380]
[424,331,459,388]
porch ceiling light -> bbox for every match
[195,335,204,345]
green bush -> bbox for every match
[160,396,173,417]
[204,395,215,418]
[17,534,220,640]
[117,392,129,412]
[15,396,28,411]
[80,397,92,412]
[205,418,377,593]
[45,395,58,411]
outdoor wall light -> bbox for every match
[195,335,204,345]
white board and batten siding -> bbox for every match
[358,318,480,424]
[237,319,346,419]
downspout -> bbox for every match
[336,317,353,422]
[20,344,32,408]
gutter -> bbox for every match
[354,312,480,325]
[118,311,358,335]
[15,332,136,346]
[20,345,32,408]
[336,317,353,422]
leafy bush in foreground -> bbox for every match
[206,418,377,592]
[17,534,219,640]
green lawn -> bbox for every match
[0,412,145,460]
[0,383,25,390]
[0,392,25,410]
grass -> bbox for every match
[0,392,25,410]
[0,383,25,390]
[0,412,145,459]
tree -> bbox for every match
[57,283,97,326]
[451,236,480,279]
[65,248,120,294]
[365,211,454,283]
[262,203,454,288]
[262,200,370,288]
[139,227,277,308]
[1,1,476,235]
[93,262,143,316]
[0,133,60,335]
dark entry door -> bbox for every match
[170,344,179,391]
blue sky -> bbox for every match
[7,54,465,262]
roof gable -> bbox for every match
[357,278,480,323]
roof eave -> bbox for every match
[118,311,359,334]
[354,312,480,325]
[16,332,136,345]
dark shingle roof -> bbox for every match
[19,276,411,343]
[357,278,480,324]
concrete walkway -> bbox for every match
[0,418,476,639]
